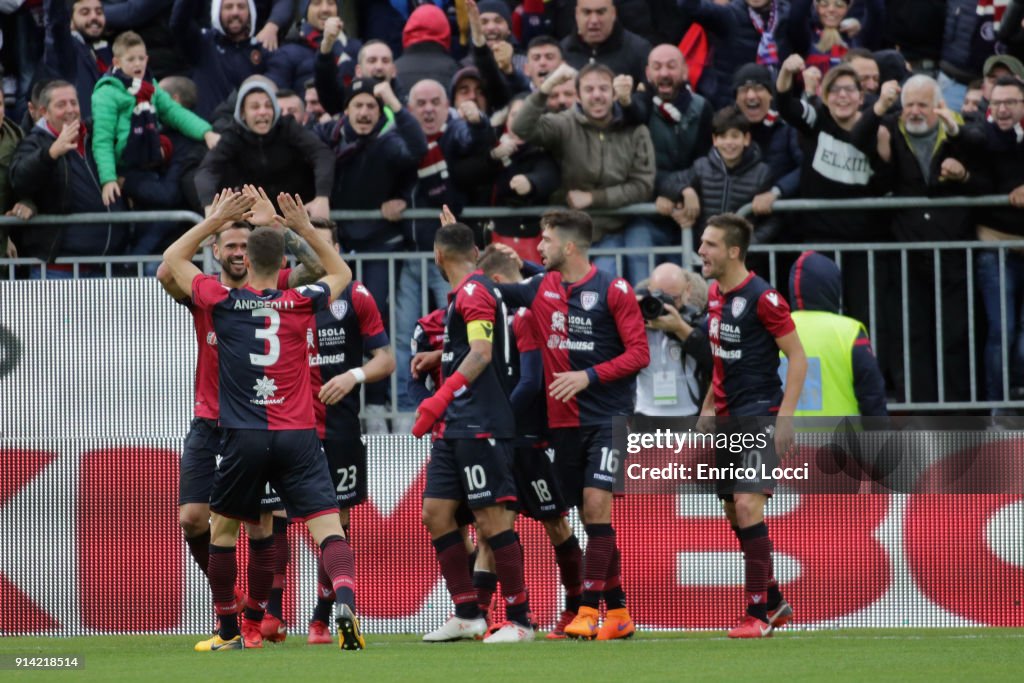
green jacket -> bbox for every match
[0,116,33,249]
[91,75,212,185]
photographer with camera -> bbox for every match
[635,263,712,417]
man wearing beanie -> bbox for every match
[732,62,801,212]
[314,77,428,428]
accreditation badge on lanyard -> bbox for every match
[653,335,679,405]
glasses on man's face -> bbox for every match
[828,85,859,95]
[991,99,1024,109]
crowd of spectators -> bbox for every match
[3,0,1024,414]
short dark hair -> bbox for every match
[38,79,74,109]
[706,213,753,259]
[541,209,592,250]
[435,222,477,258]
[576,63,615,92]
[841,47,875,64]
[310,217,338,245]
[476,244,520,280]
[216,222,252,243]
[993,75,1024,97]
[712,105,750,136]
[822,64,861,95]
[159,76,198,110]
[968,78,984,91]
[276,88,299,100]
[527,35,561,53]
[247,226,285,276]
[30,78,57,107]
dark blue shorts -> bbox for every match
[211,428,338,524]
[423,437,517,510]
[178,417,221,506]
[511,442,567,520]
[715,416,778,500]
[549,424,625,508]
[323,436,368,509]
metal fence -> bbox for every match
[1,196,1020,412]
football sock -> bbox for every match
[208,544,239,639]
[244,535,276,622]
[321,535,356,610]
[581,524,616,609]
[738,522,771,622]
[603,547,627,610]
[473,570,498,617]
[185,529,210,576]
[312,554,335,623]
[554,535,583,613]
[488,530,530,627]
[433,530,481,620]
[267,517,289,619]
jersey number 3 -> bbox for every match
[250,308,281,367]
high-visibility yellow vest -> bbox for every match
[779,310,863,417]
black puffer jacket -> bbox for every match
[560,22,652,85]
[659,144,781,242]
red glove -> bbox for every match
[411,371,469,438]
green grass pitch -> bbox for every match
[1,630,1022,682]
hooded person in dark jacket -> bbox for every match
[41,0,114,121]
[9,80,127,271]
[393,5,460,102]
[194,78,334,217]
[265,0,362,93]
[782,250,887,416]
[169,0,268,119]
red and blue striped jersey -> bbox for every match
[707,272,795,416]
[438,270,516,439]
[190,273,328,430]
[498,265,649,428]
[180,270,291,420]
[309,281,389,439]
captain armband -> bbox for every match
[467,320,494,343]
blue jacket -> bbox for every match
[266,22,361,94]
[170,0,268,119]
[941,0,998,83]
[678,0,797,109]
[315,108,428,247]
[9,120,127,260]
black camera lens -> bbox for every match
[640,295,667,320]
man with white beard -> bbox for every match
[874,74,973,404]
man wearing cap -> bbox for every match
[732,62,802,215]
[314,76,427,436]
[980,55,1024,113]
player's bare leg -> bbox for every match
[180,503,211,576]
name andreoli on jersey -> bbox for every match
[232,299,298,310]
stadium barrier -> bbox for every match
[0,279,1021,636]
[1,196,1020,412]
